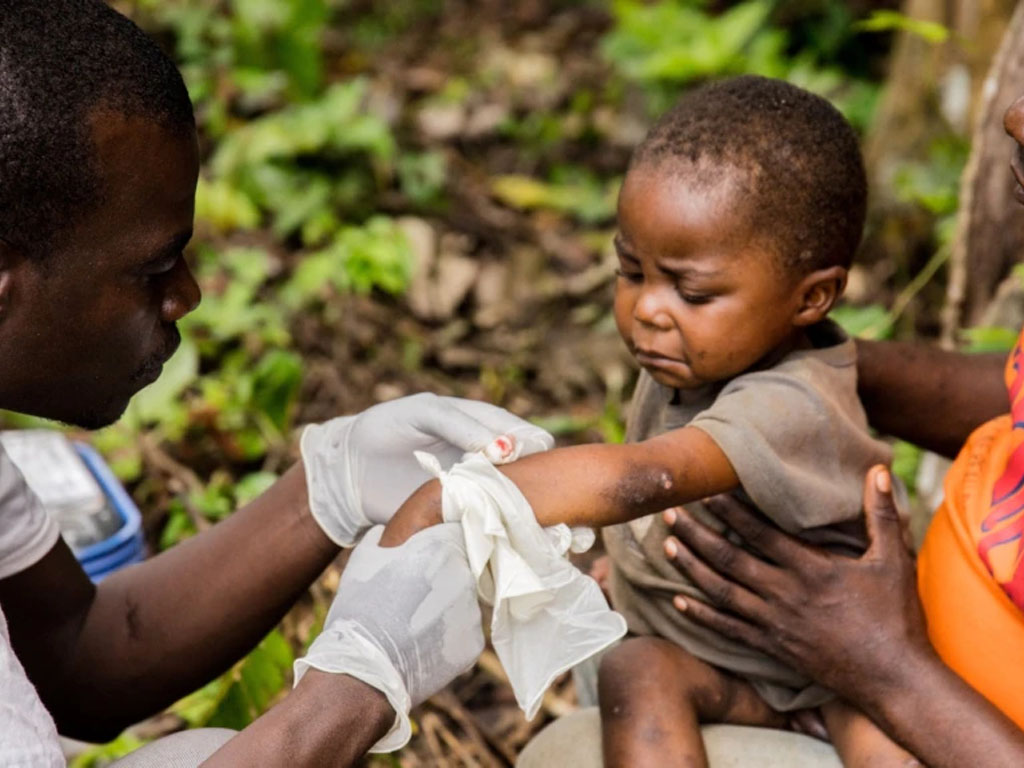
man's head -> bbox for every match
[613,76,866,389]
[0,0,201,428]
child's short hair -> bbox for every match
[630,76,867,274]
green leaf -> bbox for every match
[962,325,1019,354]
[251,350,303,433]
[891,440,923,495]
[173,629,295,730]
[69,732,146,767]
[235,471,279,505]
[831,303,893,340]
[854,11,950,45]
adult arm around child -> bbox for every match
[663,466,1024,768]
[856,340,1006,457]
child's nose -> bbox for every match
[633,288,673,330]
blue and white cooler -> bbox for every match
[1,430,145,581]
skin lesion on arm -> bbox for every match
[379,426,739,547]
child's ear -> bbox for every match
[792,266,847,327]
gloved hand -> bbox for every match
[301,393,553,547]
[294,524,484,752]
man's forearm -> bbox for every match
[856,339,1006,457]
[202,670,394,767]
[862,648,1024,767]
[57,463,339,738]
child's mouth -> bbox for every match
[635,350,688,375]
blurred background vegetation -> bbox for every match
[11,0,1024,764]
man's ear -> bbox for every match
[792,265,847,327]
[0,239,19,319]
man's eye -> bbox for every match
[614,268,642,283]
[145,255,180,278]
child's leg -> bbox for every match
[822,700,923,767]
[598,636,786,768]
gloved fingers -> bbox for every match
[436,396,554,456]
[398,393,500,454]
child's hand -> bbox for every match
[378,479,444,547]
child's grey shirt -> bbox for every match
[603,320,892,711]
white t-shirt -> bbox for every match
[0,442,65,767]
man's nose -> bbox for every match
[1004,94,1024,144]
[160,257,201,323]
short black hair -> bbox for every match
[630,75,866,274]
[0,0,194,259]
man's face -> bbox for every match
[612,167,802,390]
[0,112,201,428]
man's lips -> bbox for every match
[132,329,182,385]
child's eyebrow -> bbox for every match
[612,234,634,256]
[658,262,724,281]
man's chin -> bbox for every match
[52,395,131,431]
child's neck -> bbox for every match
[755,325,815,372]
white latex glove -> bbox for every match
[301,393,553,547]
[294,524,483,752]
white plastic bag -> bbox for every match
[415,451,627,718]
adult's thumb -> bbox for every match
[863,465,904,558]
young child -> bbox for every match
[382,76,919,766]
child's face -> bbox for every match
[613,167,803,390]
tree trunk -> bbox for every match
[943,0,1024,340]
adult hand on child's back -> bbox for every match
[661,466,931,704]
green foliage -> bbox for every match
[209,79,396,241]
[490,169,619,224]
[172,630,295,730]
[891,439,923,496]
[603,0,784,85]
[601,0,881,129]
[69,732,146,768]
[854,11,950,45]
[138,0,331,114]
[962,326,1019,353]
[831,303,894,340]
[894,136,969,217]
[282,217,414,307]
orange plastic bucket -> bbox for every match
[918,414,1024,729]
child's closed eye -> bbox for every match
[677,289,712,305]
[615,268,643,283]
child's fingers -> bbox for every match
[788,709,829,742]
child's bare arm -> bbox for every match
[380,426,738,546]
